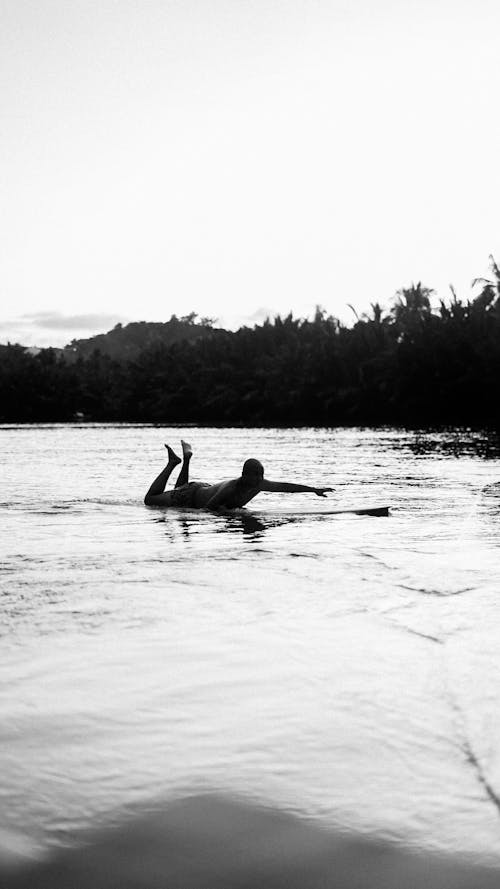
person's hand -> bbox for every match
[314,487,334,497]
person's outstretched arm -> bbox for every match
[262,480,333,497]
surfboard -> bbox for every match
[257,506,390,518]
[158,505,390,519]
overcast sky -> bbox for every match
[1,0,499,346]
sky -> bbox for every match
[1,0,499,347]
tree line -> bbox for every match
[1,258,500,427]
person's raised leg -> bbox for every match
[175,440,193,488]
[144,445,181,503]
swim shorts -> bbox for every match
[169,482,210,508]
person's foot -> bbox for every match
[181,440,193,458]
[164,444,181,465]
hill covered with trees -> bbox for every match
[63,313,219,361]
[1,259,500,427]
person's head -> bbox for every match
[241,458,264,487]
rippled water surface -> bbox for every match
[2,425,500,860]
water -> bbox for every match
[2,425,500,862]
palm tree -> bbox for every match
[391,282,434,322]
[471,255,500,307]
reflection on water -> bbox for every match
[220,511,268,537]
[409,429,500,459]
[156,509,308,539]
[2,425,500,866]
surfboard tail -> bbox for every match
[352,506,390,517]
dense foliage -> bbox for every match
[2,260,500,427]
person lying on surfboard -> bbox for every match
[144,441,334,510]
